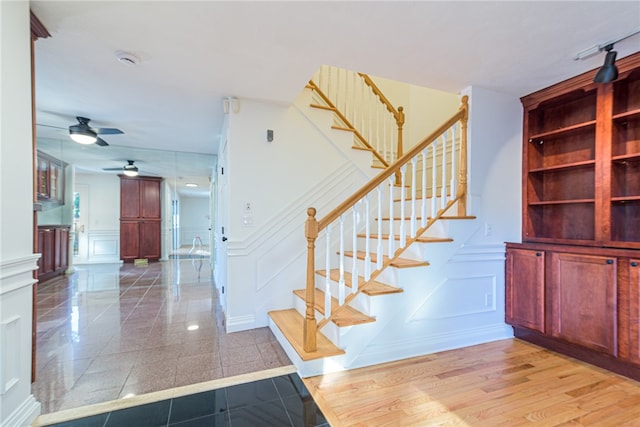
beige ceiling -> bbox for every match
[31,1,640,160]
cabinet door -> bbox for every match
[506,248,545,333]
[139,220,160,260]
[55,227,69,271]
[140,179,161,219]
[630,259,640,364]
[39,228,55,275]
[550,253,617,355]
[120,179,140,219]
[120,221,140,261]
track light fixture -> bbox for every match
[574,28,640,84]
[593,44,618,84]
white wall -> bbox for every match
[179,196,210,246]
[370,75,461,149]
[0,2,42,425]
[223,97,371,331]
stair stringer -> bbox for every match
[345,222,513,370]
[338,216,481,369]
[293,88,379,180]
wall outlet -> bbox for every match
[485,293,493,307]
[484,222,492,236]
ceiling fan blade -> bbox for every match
[95,137,109,147]
[36,123,66,130]
[95,127,124,135]
[102,167,123,171]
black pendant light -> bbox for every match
[593,44,619,84]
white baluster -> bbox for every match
[352,203,358,293]
[325,223,332,318]
[376,185,383,270]
[364,194,371,281]
[451,123,457,199]
[339,215,345,306]
[383,113,388,163]
[400,165,407,248]
[411,156,417,238]
[421,148,428,228]
[431,141,437,218]
[441,133,447,209]
[376,103,380,155]
[388,176,395,257]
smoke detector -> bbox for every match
[116,51,139,66]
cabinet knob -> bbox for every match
[632,262,638,267]
[606,259,613,264]
[536,252,542,256]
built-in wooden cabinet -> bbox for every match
[37,225,69,282]
[36,150,65,205]
[507,51,640,381]
[119,176,161,262]
[505,248,545,333]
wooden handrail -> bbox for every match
[308,80,389,168]
[318,96,469,231]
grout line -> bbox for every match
[32,365,297,427]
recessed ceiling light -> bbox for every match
[116,51,139,66]
[187,324,199,331]
[185,183,198,187]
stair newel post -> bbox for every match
[304,207,318,353]
[457,95,469,217]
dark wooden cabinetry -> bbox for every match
[119,176,162,262]
[505,248,545,333]
[506,52,640,381]
[37,225,69,282]
[36,150,66,205]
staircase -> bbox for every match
[269,67,474,376]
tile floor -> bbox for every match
[33,258,292,414]
[39,373,327,427]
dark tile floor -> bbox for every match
[33,259,292,414]
[43,373,327,427]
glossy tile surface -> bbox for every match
[43,374,327,427]
[33,259,292,414]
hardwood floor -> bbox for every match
[303,339,640,426]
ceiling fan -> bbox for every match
[103,160,139,177]
[37,116,124,146]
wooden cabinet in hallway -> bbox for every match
[119,175,162,262]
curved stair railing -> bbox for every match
[309,65,405,169]
[303,96,469,352]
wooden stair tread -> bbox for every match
[343,251,429,269]
[358,233,454,244]
[316,269,403,295]
[268,309,344,361]
[293,289,375,327]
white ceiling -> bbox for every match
[30,1,640,175]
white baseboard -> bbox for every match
[2,394,40,427]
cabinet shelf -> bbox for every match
[529,120,596,141]
[529,160,595,173]
[612,153,640,163]
[612,196,640,202]
[613,108,640,122]
[529,199,594,206]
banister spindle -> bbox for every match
[325,223,332,318]
[351,202,359,293]
[400,165,407,248]
[421,148,427,227]
[451,123,457,199]
[376,185,383,270]
[338,214,345,306]
[431,140,437,219]
[388,176,395,257]
[410,156,417,238]
[304,208,317,353]
[364,194,371,281]
[441,132,448,209]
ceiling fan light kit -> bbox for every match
[69,128,98,144]
[122,160,139,177]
